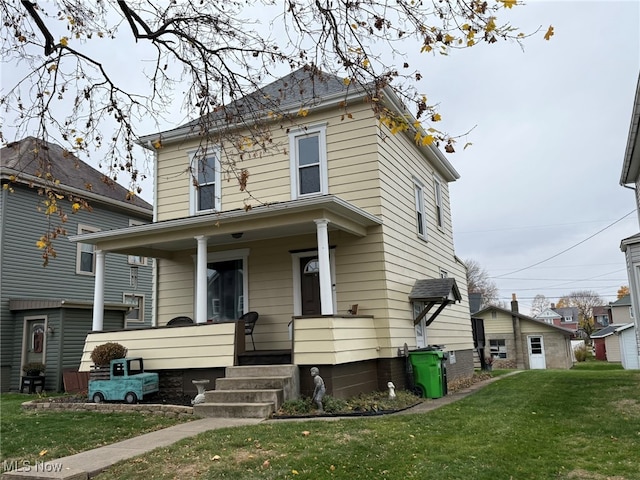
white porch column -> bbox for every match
[195,235,208,324]
[92,250,105,331]
[314,218,334,315]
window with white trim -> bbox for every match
[124,294,144,323]
[76,224,99,275]
[440,269,448,279]
[413,179,427,240]
[127,220,148,266]
[434,177,444,228]
[289,125,328,198]
[190,148,221,213]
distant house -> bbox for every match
[619,73,640,370]
[533,304,579,332]
[590,324,620,361]
[609,295,634,325]
[71,67,475,403]
[592,305,611,328]
[0,137,153,392]
[473,296,573,370]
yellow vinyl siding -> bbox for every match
[78,322,237,371]
[155,104,380,221]
[375,123,472,353]
[293,316,379,365]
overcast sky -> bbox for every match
[425,0,640,313]
[2,1,639,315]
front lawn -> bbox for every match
[0,393,192,463]
[94,369,640,479]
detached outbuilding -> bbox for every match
[472,296,574,370]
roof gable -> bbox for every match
[0,137,152,213]
[474,305,574,336]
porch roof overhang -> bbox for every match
[9,298,131,312]
[68,195,382,258]
[409,278,462,327]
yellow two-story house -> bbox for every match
[73,67,474,400]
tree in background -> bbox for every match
[556,290,605,339]
[0,1,552,262]
[465,259,501,308]
[530,294,550,317]
[617,286,629,299]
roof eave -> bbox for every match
[620,75,640,185]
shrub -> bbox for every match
[22,362,46,375]
[574,344,588,362]
[90,342,127,365]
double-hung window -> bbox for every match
[434,177,444,229]
[76,224,99,275]
[124,293,144,323]
[413,178,427,240]
[190,148,221,214]
[289,124,328,198]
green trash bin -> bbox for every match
[409,347,448,399]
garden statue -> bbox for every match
[387,381,396,400]
[310,367,326,411]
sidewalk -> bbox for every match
[2,373,515,480]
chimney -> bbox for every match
[511,293,519,314]
[511,293,525,369]
[550,303,555,309]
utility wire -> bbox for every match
[493,210,636,279]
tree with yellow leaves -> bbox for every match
[1,1,552,262]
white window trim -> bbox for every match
[123,293,145,324]
[76,224,100,275]
[434,176,444,230]
[289,123,328,199]
[21,315,48,372]
[127,219,148,266]
[413,177,427,241]
[189,147,222,214]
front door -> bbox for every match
[528,335,546,369]
[300,256,321,315]
[22,318,46,371]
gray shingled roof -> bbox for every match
[0,137,152,211]
[163,66,352,136]
[409,278,461,302]
[590,324,619,339]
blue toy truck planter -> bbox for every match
[88,357,159,404]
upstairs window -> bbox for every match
[289,125,328,198]
[413,178,427,240]
[76,224,99,275]
[190,148,221,214]
[434,177,444,228]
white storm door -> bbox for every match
[528,335,546,369]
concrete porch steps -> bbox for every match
[193,364,299,419]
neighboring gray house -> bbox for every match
[619,73,640,370]
[0,137,153,392]
[609,295,634,325]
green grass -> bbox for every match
[572,359,624,370]
[92,369,640,480]
[0,393,192,463]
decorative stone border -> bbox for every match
[22,400,194,418]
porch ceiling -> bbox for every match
[69,195,382,258]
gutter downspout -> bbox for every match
[511,293,525,369]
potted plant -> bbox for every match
[90,342,128,366]
[22,362,46,377]
[484,356,494,372]
[90,342,127,380]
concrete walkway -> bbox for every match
[2,374,515,480]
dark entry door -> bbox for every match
[300,256,321,315]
